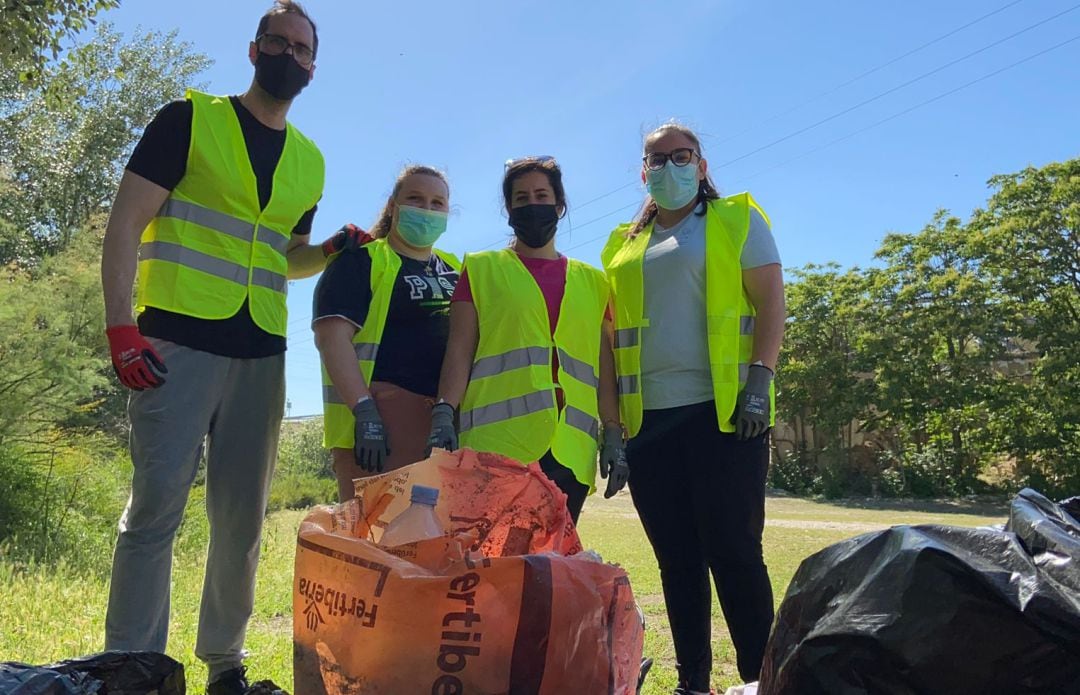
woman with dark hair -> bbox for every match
[314,165,460,501]
[601,123,785,693]
[428,156,628,524]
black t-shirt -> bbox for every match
[126,96,317,358]
[313,246,459,397]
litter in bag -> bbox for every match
[759,488,1080,694]
[293,448,644,694]
[0,651,184,695]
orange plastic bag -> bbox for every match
[293,449,644,694]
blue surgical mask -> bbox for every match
[395,205,448,247]
[645,162,700,211]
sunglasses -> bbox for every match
[504,155,559,171]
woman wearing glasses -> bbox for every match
[428,157,628,524]
[601,123,785,693]
[314,165,460,501]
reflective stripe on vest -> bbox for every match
[141,241,247,284]
[460,390,555,432]
[564,405,599,440]
[614,327,640,348]
[251,268,287,293]
[353,342,379,362]
[158,198,290,255]
[557,348,599,388]
[140,241,287,293]
[470,346,550,380]
[323,385,345,406]
[618,375,639,396]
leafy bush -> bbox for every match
[276,418,332,480]
[267,472,336,513]
[818,448,875,499]
[768,448,818,496]
[0,432,130,576]
[268,418,336,511]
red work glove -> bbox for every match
[106,325,168,390]
[321,223,372,256]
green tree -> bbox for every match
[0,0,120,80]
[0,218,109,447]
[863,211,1013,494]
[775,263,874,493]
[970,159,1080,494]
[0,22,211,264]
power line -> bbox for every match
[287,36,1078,405]
[731,32,1080,187]
[286,313,311,328]
[573,180,640,209]
[712,0,1027,147]
[557,32,1080,255]
[299,6,1075,302]
[716,3,1080,168]
[475,1,1054,249]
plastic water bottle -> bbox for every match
[380,484,444,546]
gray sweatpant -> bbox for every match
[105,338,284,677]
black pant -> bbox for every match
[627,401,774,689]
[539,451,588,524]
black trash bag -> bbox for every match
[245,680,288,695]
[0,652,184,695]
[1058,495,1080,526]
[759,488,1080,695]
[0,662,102,695]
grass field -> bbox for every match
[0,489,1006,693]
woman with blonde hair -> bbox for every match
[314,165,460,501]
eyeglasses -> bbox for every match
[504,155,558,171]
[643,148,699,171]
[256,33,315,67]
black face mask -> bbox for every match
[254,52,311,101]
[509,204,559,248]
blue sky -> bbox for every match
[101,0,1080,416]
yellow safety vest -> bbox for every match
[135,89,324,337]
[459,249,609,491]
[600,193,776,438]
[322,239,461,448]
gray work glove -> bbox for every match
[599,423,630,499]
[427,402,458,455]
[732,364,773,440]
[353,397,390,472]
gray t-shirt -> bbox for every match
[640,206,779,410]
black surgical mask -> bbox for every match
[254,52,311,101]
[509,204,559,248]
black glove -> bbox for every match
[352,397,390,472]
[427,402,458,454]
[599,423,629,499]
[732,363,773,440]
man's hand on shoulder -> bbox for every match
[321,223,373,257]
